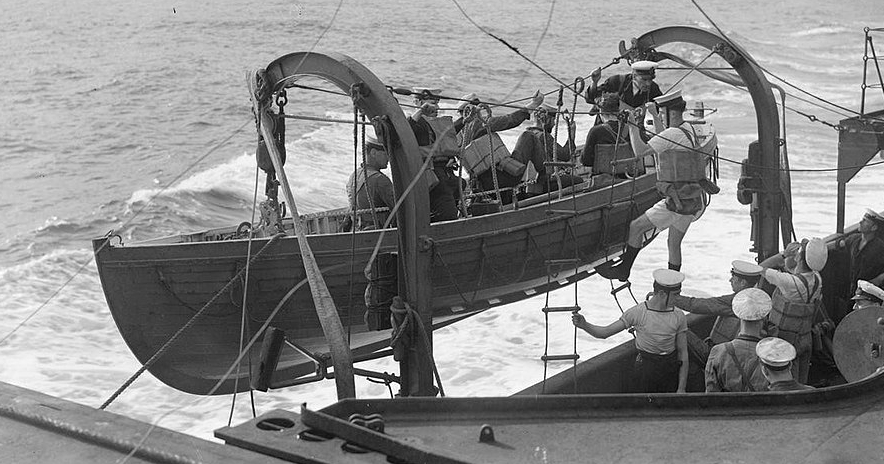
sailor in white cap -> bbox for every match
[851,279,884,310]
[596,88,718,282]
[833,208,884,322]
[669,260,768,364]
[756,337,815,391]
[585,60,663,114]
[345,133,396,231]
[704,288,772,392]
[759,237,828,384]
[573,269,688,393]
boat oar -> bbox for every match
[250,72,356,400]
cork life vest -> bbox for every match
[460,132,516,176]
[655,122,716,215]
[419,116,460,162]
[769,272,821,352]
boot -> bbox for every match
[668,262,681,272]
[597,245,640,282]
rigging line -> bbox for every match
[498,0,558,103]
[228,164,262,427]
[116,272,315,464]
[0,118,251,348]
[448,0,576,95]
[664,49,716,94]
[689,0,861,118]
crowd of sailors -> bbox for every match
[346,60,709,230]
[575,208,884,393]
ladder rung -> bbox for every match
[542,305,581,313]
[611,282,631,294]
[545,258,580,266]
[541,354,580,362]
[543,161,575,167]
[546,209,577,216]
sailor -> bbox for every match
[573,269,688,393]
[585,60,663,117]
[670,260,769,366]
[345,134,396,231]
[407,86,462,222]
[580,92,634,176]
[596,90,719,281]
[851,279,884,310]
[755,337,815,391]
[759,238,828,384]
[832,209,884,323]
[704,288,772,392]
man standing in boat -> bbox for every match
[831,209,884,323]
[572,269,689,393]
[596,90,718,281]
[345,134,396,230]
[585,60,662,125]
[755,337,814,391]
[759,238,828,384]
[704,288,771,392]
[669,260,768,366]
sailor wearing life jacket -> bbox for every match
[585,60,663,121]
[345,134,396,231]
[704,288,772,393]
[759,238,828,384]
[573,269,689,393]
[407,87,462,222]
[596,89,718,282]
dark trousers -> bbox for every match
[633,350,680,393]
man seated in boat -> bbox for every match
[572,269,689,393]
[705,288,771,393]
[470,103,583,204]
[343,134,395,231]
[829,209,884,323]
[669,260,771,366]
[758,238,828,384]
[755,337,814,391]
[584,60,662,127]
[580,92,642,181]
[596,90,719,282]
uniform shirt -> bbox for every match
[580,120,628,168]
[763,269,822,302]
[705,335,768,392]
[586,73,663,109]
[647,123,696,156]
[844,234,884,294]
[768,379,815,392]
[620,302,687,355]
[346,166,395,228]
[455,109,531,148]
[511,127,574,179]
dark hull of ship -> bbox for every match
[92,173,660,395]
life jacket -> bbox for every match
[655,123,710,215]
[460,132,518,176]
[593,124,642,176]
[769,272,821,353]
[418,116,460,162]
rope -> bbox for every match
[663,49,716,94]
[390,301,446,397]
[228,165,262,427]
[100,233,285,410]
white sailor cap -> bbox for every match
[412,87,442,100]
[732,288,771,321]
[804,237,828,272]
[631,60,658,76]
[654,89,685,108]
[756,337,796,368]
[864,209,884,225]
[731,260,764,278]
[652,269,685,288]
[365,134,384,149]
[457,92,479,111]
[852,280,884,303]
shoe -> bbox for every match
[596,261,630,282]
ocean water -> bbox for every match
[0,0,882,442]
